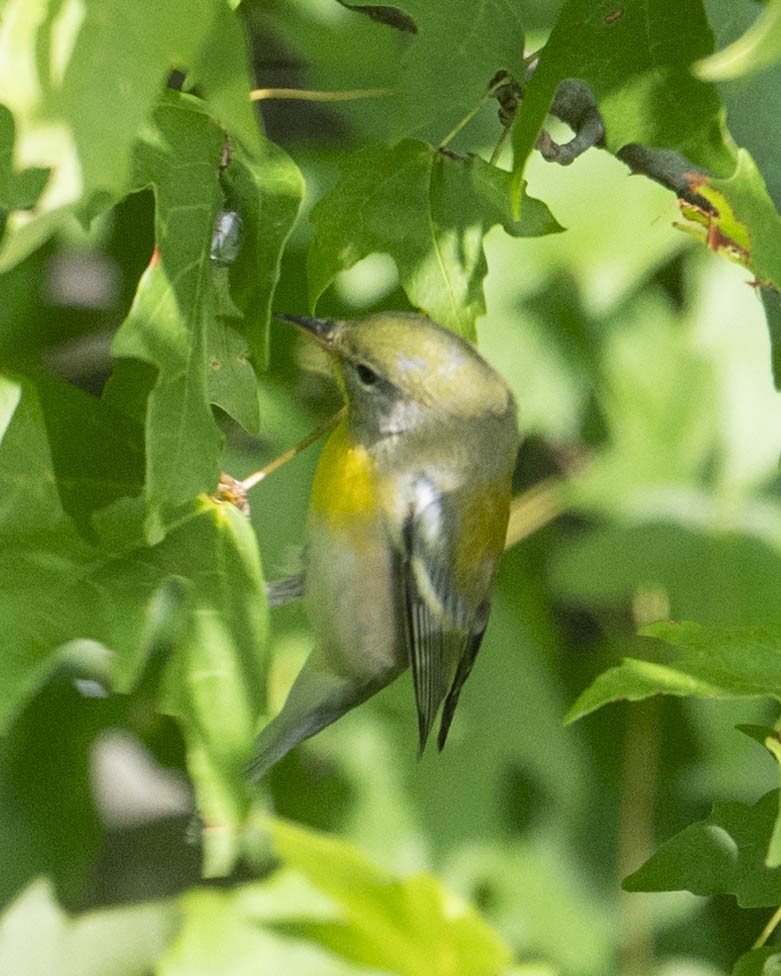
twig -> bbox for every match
[250,87,393,102]
[754,905,781,949]
[242,408,346,491]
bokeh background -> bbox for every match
[2,1,781,974]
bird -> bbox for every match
[247,311,519,781]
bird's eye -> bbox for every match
[355,363,379,386]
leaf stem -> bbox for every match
[437,76,508,150]
[250,87,393,102]
[241,407,346,491]
[489,123,512,166]
[754,905,781,949]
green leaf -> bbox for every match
[207,314,260,433]
[160,881,348,976]
[153,504,268,876]
[0,879,179,976]
[392,0,526,144]
[0,375,103,732]
[732,946,781,976]
[675,149,781,294]
[0,375,267,872]
[266,816,513,976]
[0,104,48,217]
[110,95,225,536]
[510,0,734,207]
[219,137,304,370]
[0,0,275,269]
[567,621,781,723]
[308,139,560,339]
[762,287,781,389]
[623,790,781,908]
[694,0,781,81]
[30,374,145,537]
[187,1,265,161]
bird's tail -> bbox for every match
[246,655,391,781]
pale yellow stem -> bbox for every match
[241,408,346,491]
[250,87,393,102]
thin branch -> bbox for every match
[242,408,346,491]
[250,87,393,102]
[754,905,781,949]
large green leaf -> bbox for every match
[266,816,513,976]
[567,621,781,722]
[624,790,781,908]
[308,139,560,339]
[109,95,225,537]
[0,375,268,874]
[391,0,527,145]
[106,92,301,532]
[0,0,270,269]
[511,0,733,191]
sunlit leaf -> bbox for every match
[109,94,224,536]
[0,879,178,976]
[0,0,268,269]
[694,0,781,81]
[510,0,734,214]
[308,139,559,339]
[266,816,513,976]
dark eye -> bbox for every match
[355,363,379,386]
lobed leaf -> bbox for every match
[391,0,526,145]
[623,790,781,908]
[510,0,732,197]
[0,0,276,269]
[567,621,781,723]
[308,139,560,339]
[0,375,268,872]
[266,816,513,976]
[109,95,226,536]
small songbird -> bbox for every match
[247,312,519,780]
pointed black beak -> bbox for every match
[275,313,338,344]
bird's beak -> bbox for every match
[275,313,338,346]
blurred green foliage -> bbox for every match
[1,0,781,974]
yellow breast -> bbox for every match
[309,420,379,529]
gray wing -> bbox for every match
[400,478,488,753]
